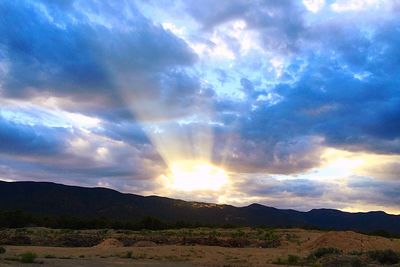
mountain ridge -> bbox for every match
[1,180,399,234]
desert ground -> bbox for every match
[1,227,400,266]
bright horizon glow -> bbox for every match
[162,160,229,191]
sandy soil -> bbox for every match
[0,245,290,267]
[0,258,194,267]
[1,228,399,266]
[305,231,400,252]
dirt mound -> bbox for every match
[94,238,123,248]
[306,231,400,252]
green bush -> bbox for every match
[122,251,133,258]
[287,254,300,264]
[348,250,363,256]
[310,247,341,259]
[263,230,278,241]
[368,249,400,265]
[231,229,245,238]
[350,258,364,267]
[273,257,284,265]
[19,252,37,263]
[0,246,6,254]
[273,254,301,265]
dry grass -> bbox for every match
[0,228,399,266]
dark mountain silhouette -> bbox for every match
[1,181,399,234]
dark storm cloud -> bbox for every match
[0,115,68,156]
[0,0,197,108]
[0,1,111,98]
[220,17,400,173]
[293,20,400,151]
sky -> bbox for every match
[0,0,400,214]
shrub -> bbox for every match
[0,246,5,254]
[231,229,245,238]
[368,249,400,265]
[321,255,367,267]
[263,230,278,241]
[19,252,37,263]
[259,230,281,248]
[310,247,341,259]
[273,254,301,265]
[273,257,283,264]
[287,254,300,264]
[122,251,133,258]
[348,250,363,256]
[350,258,365,267]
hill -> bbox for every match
[0,181,399,234]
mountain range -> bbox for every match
[0,180,399,234]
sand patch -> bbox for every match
[306,231,400,252]
[94,238,123,248]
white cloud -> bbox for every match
[162,22,185,36]
[63,112,101,129]
[303,0,325,13]
[331,0,386,12]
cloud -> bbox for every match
[330,0,386,12]
[345,176,400,208]
[184,0,305,54]
[244,178,326,198]
[215,174,400,213]
[187,5,400,178]
[227,16,400,163]
[0,0,198,118]
[303,0,325,13]
[0,115,164,192]
[0,115,68,156]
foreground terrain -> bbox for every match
[1,227,400,266]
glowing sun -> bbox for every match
[163,160,228,191]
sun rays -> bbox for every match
[161,160,228,191]
[119,78,232,193]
